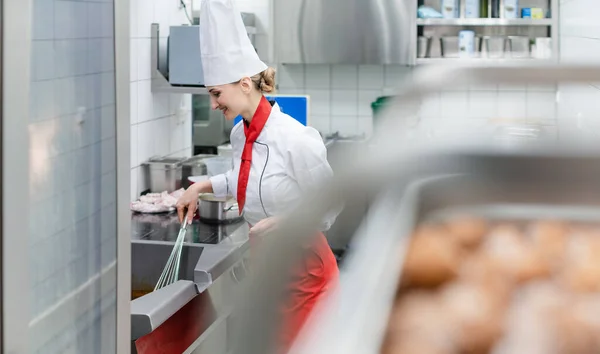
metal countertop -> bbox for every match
[131,212,251,290]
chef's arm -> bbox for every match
[177,179,215,223]
[189,179,213,194]
[209,169,233,198]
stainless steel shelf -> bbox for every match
[416,18,553,26]
[416,57,555,65]
[151,80,209,94]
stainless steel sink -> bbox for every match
[129,215,250,354]
[131,241,205,297]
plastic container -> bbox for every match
[459,30,476,58]
[504,0,518,19]
[203,156,233,177]
[531,8,544,19]
[491,0,500,18]
[465,0,480,18]
[442,0,459,18]
[480,0,489,17]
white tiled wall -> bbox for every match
[277,64,558,138]
[130,0,194,201]
[29,0,117,352]
[557,0,600,140]
[235,0,274,64]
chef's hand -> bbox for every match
[176,186,200,224]
[249,217,280,238]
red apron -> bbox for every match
[239,97,339,352]
[248,229,339,353]
[278,232,339,352]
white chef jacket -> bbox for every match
[209,102,338,231]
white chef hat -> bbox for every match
[199,0,267,86]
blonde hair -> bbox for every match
[251,67,276,93]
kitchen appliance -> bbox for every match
[131,212,244,244]
[141,156,187,193]
[193,94,234,154]
[167,14,258,87]
[274,0,415,64]
[198,194,243,224]
[168,25,205,86]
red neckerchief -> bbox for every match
[237,96,272,215]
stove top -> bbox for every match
[131,212,244,244]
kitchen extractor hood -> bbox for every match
[274,0,416,65]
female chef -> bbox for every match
[175,0,339,351]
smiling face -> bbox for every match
[207,77,255,121]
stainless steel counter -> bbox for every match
[130,212,251,353]
[131,212,250,290]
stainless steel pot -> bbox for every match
[181,154,215,189]
[198,194,243,224]
[142,156,187,192]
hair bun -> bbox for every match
[259,67,276,93]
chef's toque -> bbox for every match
[199,0,267,86]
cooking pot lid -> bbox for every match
[182,154,216,165]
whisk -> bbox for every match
[154,216,188,291]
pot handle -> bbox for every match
[223,203,239,212]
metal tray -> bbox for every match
[290,152,600,354]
